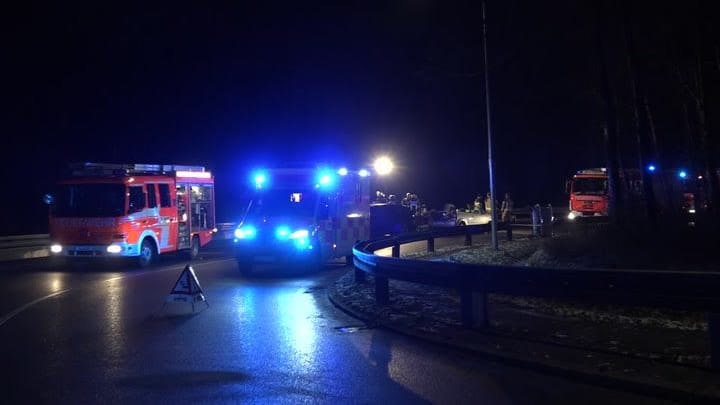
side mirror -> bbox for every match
[43,194,54,205]
[565,180,571,194]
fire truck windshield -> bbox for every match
[53,183,126,217]
[572,178,607,195]
[246,190,318,220]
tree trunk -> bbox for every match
[623,2,657,227]
[595,0,623,225]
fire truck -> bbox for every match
[566,168,612,220]
[566,167,700,220]
[47,162,215,267]
[233,166,371,273]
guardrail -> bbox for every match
[0,223,239,263]
[352,223,720,368]
[0,234,51,262]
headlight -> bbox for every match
[50,244,62,253]
[290,229,309,239]
[234,225,257,240]
[567,212,577,220]
[106,244,122,254]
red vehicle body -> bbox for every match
[567,167,701,221]
[48,163,215,266]
[567,168,611,220]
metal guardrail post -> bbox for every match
[506,224,513,241]
[461,287,488,329]
[464,232,472,246]
[392,243,400,258]
[354,265,366,283]
[710,312,720,369]
[375,276,390,305]
[427,237,435,253]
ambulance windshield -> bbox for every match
[247,190,318,219]
[53,183,126,217]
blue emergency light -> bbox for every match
[315,169,336,189]
[647,164,656,172]
[252,170,268,189]
[678,170,688,179]
[234,225,257,240]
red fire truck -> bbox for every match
[47,163,215,266]
[566,168,611,220]
[566,167,700,221]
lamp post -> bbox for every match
[482,1,498,250]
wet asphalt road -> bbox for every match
[0,240,668,404]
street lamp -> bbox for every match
[373,156,394,176]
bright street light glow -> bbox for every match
[337,167,348,176]
[358,169,370,177]
[373,156,393,176]
[647,164,656,172]
[678,170,687,179]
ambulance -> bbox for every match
[47,162,215,267]
[233,166,371,272]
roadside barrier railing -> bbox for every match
[352,223,720,369]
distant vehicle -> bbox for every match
[566,167,704,221]
[46,162,216,267]
[234,166,371,273]
[427,210,457,227]
[566,168,611,220]
[455,209,491,226]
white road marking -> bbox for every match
[0,258,234,328]
[0,289,71,327]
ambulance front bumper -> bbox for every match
[49,242,138,258]
[233,241,316,263]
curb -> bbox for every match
[327,275,719,403]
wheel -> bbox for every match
[458,221,467,226]
[186,236,200,260]
[137,238,157,267]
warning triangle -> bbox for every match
[164,264,208,315]
[170,265,204,295]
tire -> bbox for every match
[186,236,200,260]
[458,221,467,226]
[137,238,157,268]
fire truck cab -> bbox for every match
[233,167,371,273]
[566,168,610,220]
[48,162,215,267]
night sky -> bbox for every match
[3,1,718,234]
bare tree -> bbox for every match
[623,1,657,226]
[595,0,623,224]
